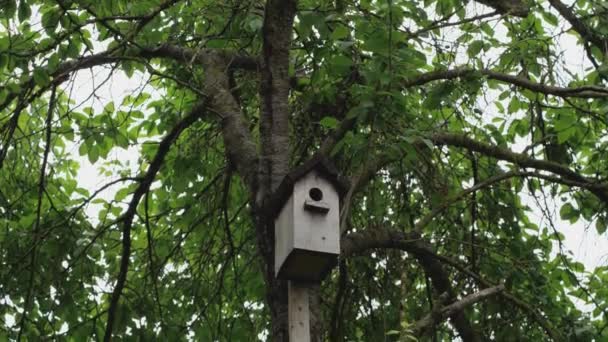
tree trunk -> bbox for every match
[256,0,298,340]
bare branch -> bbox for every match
[428,132,608,203]
[402,67,608,98]
[408,11,501,38]
[16,85,57,341]
[428,251,565,341]
[411,285,505,334]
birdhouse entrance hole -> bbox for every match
[309,187,323,201]
[304,186,330,214]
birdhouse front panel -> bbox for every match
[292,171,340,254]
[274,169,340,281]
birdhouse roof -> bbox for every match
[266,156,349,219]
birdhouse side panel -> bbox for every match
[274,194,295,277]
[292,171,340,255]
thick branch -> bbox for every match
[0,97,27,169]
[315,66,608,164]
[408,11,500,38]
[138,44,258,70]
[103,101,204,341]
[200,55,259,195]
[312,65,608,172]
[473,0,528,17]
[338,149,584,340]
[0,44,255,170]
[50,44,256,82]
[547,0,608,53]
[341,228,564,341]
[342,229,481,342]
[0,44,255,114]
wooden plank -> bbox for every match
[275,195,295,277]
[288,281,310,341]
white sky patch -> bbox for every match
[63,65,156,220]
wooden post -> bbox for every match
[288,281,310,341]
[272,159,345,341]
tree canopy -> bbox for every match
[1,0,608,340]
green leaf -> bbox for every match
[122,60,135,78]
[17,0,31,22]
[559,203,579,223]
[599,62,608,77]
[88,144,99,163]
[542,11,559,26]
[0,37,8,51]
[480,22,494,36]
[33,68,50,87]
[78,142,88,156]
[66,40,81,58]
[8,82,20,93]
[423,82,454,109]
[399,47,427,68]
[247,16,263,32]
[596,217,607,235]
[0,54,8,70]
[331,25,350,40]
[328,55,353,74]
[555,113,577,143]
[41,8,62,34]
[115,133,129,149]
[115,187,131,202]
[508,97,521,113]
[319,116,339,129]
[104,102,115,114]
[0,1,17,19]
[467,40,484,57]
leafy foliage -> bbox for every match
[1,0,608,341]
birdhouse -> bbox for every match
[270,157,347,282]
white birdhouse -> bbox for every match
[270,157,347,282]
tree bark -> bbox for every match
[256,1,298,341]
